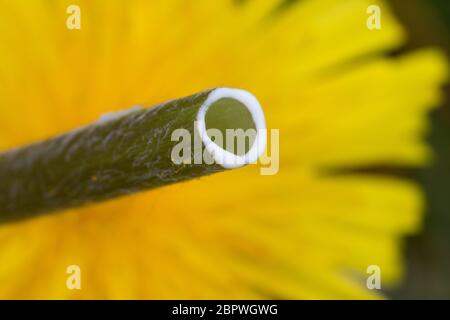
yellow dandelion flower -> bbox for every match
[0,0,447,299]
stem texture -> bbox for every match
[0,88,260,223]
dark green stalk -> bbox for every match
[0,88,261,223]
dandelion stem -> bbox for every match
[0,88,266,223]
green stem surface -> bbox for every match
[0,89,234,223]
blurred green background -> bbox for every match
[389,0,450,299]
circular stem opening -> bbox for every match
[205,97,256,156]
[196,88,267,169]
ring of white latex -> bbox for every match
[196,88,267,169]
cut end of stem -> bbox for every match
[196,88,267,169]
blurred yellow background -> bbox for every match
[0,0,448,299]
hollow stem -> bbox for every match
[0,88,266,223]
